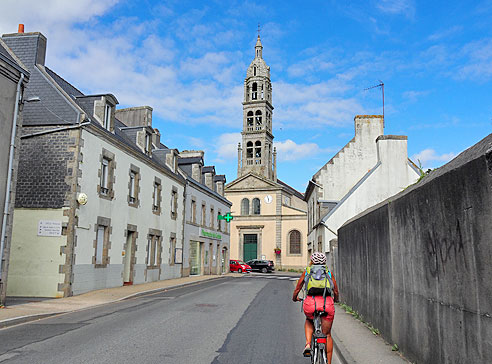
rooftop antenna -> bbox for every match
[364,80,385,121]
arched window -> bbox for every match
[255,141,262,158]
[289,230,301,254]
[255,110,262,126]
[246,141,253,158]
[261,85,264,100]
[252,198,261,215]
[247,111,253,127]
[241,198,250,215]
[254,67,256,76]
[252,83,257,100]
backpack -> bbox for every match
[305,265,333,297]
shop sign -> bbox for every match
[200,228,221,240]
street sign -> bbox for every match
[217,212,233,222]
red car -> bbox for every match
[229,260,252,273]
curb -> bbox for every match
[0,276,227,329]
[332,331,357,364]
[0,312,65,329]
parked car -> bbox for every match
[229,260,252,273]
[246,259,275,273]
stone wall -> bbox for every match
[15,127,76,208]
[337,133,492,364]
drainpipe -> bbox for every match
[0,73,24,281]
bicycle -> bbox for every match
[299,297,328,364]
[310,309,328,364]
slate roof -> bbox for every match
[202,166,215,173]
[2,33,80,126]
[45,66,83,98]
[214,174,226,183]
[178,156,203,165]
[0,39,29,76]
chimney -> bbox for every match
[354,115,384,144]
[115,106,153,127]
[152,128,160,148]
[2,27,47,68]
[179,150,204,183]
[192,163,202,183]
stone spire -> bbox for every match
[238,34,274,180]
[255,35,263,59]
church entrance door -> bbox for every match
[243,234,257,262]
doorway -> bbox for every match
[123,231,135,285]
[243,234,258,262]
[190,241,201,275]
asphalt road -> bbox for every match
[0,275,340,364]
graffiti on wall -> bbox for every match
[425,219,468,278]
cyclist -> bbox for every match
[292,252,339,362]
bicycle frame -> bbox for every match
[311,310,328,364]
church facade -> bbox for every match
[224,35,308,270]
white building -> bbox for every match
[305,115,420,267]
[3,29,187,297]
[178,152,231,276]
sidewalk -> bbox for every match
[0,274,237,328]
[332,305,411,364]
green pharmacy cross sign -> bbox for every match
[218,212,234,223]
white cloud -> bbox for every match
[456,38,492,81]
[428,26,463,41]
[214,133,242,161]
[0,0,119,32]
[402,90,430,103]
[376,0,415,18]
[412,149,457,169]
[274,140,333,162]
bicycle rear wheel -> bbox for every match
[316,347,327,364]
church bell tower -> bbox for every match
[237,34,276,180]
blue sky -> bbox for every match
[2,0,491,192]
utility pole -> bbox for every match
[364,80,385,120]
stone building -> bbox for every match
[225,35,308,270]
[305,115,420,270]
[177,151,231,276]
[2,29,188,298]
[0,35,29,306]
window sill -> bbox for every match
[98,192,113,201]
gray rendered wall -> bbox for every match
[0,59,25,305]
[338,133,492,364]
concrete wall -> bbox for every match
[337,133,492,364]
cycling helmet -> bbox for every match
[310,252,326,265]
